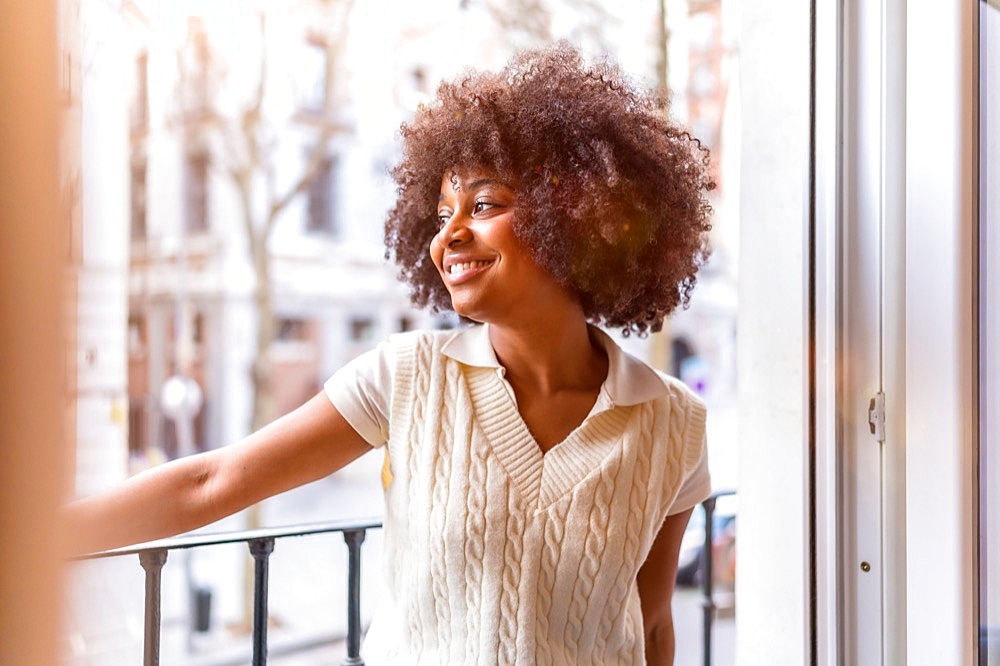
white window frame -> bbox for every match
[903,2,979,663]
[740,1,979,664]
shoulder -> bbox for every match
[652,369,707,415]
[643,370,707,449]
[654,371,707,430]
[652,371,707,470]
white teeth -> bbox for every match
[449,260,491,275]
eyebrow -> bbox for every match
[438,178,511,202]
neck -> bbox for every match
[487,307,607,395]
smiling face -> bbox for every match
[430,168,575,325]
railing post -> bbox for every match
[138,549,168,666]
[78,520,383,664]
[342,528,367,666]
[701,496,717,666]
[249,538,275,666]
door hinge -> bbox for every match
[867,391,886,443]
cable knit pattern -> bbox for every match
[599,404,654,657]
[427,359,456,654]
[462,429,489,662]
[393,335,424,660]
[617,403,658,662]
[536,496,571,666]
[367,329,708,665]
[498,481,525,666]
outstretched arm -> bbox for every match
[64,392,371,555]
[637,507,695,666]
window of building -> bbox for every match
[127,399,146,457]
[183,17,212,119]
[130,51,149,242]
[132,51,148,132]
[299,34,330,116]
[412,66,428,94]
[276,317,308,342]
[130,155,147,240]
[349,317,375,342]
[127,314,146,355]
[306,153,338,235]
[191,311,204,345]
[184,149,209,233]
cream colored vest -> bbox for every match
[364,331,706,665]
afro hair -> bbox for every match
[384,41,715,336]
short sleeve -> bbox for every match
[322,341,393,447]
[667,434,711,515]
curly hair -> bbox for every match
[384,42,714,336]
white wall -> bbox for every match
[736,1,811,662]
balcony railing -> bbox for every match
[698,489,737,666]
[76,491,735,665]
[76,518,382,666]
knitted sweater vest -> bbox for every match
[368,331,707,665]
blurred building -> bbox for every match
[73,1,442,484]
[69,0,739,493]
[67,0,133,496]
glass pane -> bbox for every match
[980,1,1000,662]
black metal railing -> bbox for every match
[77,518,382,666]
[699,489,737,666]
[77,494,735,665]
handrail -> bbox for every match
[75,517,383,666]
[74,517,384,560]
[75,496,736,664]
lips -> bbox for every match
[442,256,495,284]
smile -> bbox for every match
[448,260,493,275]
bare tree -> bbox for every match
[170,0,354,629]
[174,3,352,439]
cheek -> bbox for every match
[428,234,444,271]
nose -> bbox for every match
[437,212,473,248]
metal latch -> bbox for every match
[868,392,886,443]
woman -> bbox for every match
[67,42,715,664]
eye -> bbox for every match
[473,200,496,215]
[436,210,451,228]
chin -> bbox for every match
[449,302,485,325]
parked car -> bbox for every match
[675,493,737,588]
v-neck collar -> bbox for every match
[443,323,669,512]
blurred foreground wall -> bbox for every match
[0,0,68,663]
